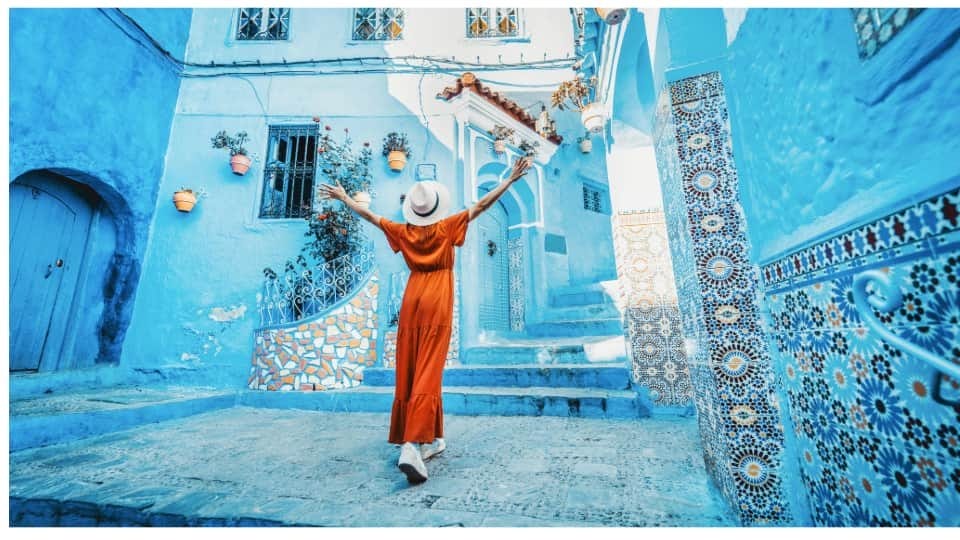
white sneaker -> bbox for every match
[398,442,428,484]
[420,438,446,461]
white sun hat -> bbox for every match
[402,180,450,226]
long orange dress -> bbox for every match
[379,210,469,444]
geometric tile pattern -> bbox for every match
[509,237,525,332]
[655,72,792,524]
[248,273,379,390]
[613,210,693,406]
[765,189,960,526]
[851,8,923,60]
[761,188,960,291]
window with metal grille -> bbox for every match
[466,8,520,38]
[582,184,605,214]
[236,8,290,40]
[259,125,319,219]
[352,8,404,41]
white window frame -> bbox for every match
[464,8,528,42]
[349,8,405,42]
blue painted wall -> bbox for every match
[9,8,190,377]
[726,8,960,263]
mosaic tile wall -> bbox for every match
[613,210,692,406]
[382,275,461,368]
[509,237,525,332]
[763,187,960,526]
[249,273,379,390]
[654,71,792,525]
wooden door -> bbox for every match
[9,172,94,371]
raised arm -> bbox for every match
[317,181,383,227]
[468,157,531,222]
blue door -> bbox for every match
[476,200,510,333]
[9,172,93,371]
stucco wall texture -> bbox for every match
[725,8,960,262]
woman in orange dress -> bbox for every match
[319,157,531,484]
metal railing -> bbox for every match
[258,241,375,328]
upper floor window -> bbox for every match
[852,8,922,59]
[582,184,607,214]
[352,8,404,41]
[466,8,520,38]
[259,125,318,219]
[236,8,290,41]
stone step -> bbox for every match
[541,302,622,322]
[549,289,612,308]
[525,318,624,338]
[363,364,631,390]
[239,385,651,419]
[464,335,629,365]
[9,386,238,451]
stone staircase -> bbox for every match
[244,281,651,419]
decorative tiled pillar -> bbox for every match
[508,237,525,332]
[762,188,960,526]
[613,210,692,406]
[654,72,792,524]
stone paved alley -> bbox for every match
[9,408,734,527]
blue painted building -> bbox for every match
[9,6,960,528]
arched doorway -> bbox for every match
[9,171,99,371]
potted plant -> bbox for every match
[382,132,411,172]
[578,131,593,154]
[488,125,515,154]
[518,139,539,158]
[172,186,207,213]
[211,130,252,175]
[551,75,605,133]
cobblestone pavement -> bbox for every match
[9,407,736,526]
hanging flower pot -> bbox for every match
[173,189,197,212]
[230,154,252,176]
[387,150,407,172]
[579,138,593,154]
[211,130,252,176]
[382,132,412,172]
[595,8,627,25]
[581,102,605,133]
[493,139,507,154]
[353,191,372,209]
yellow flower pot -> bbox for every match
[353,191,372,209]
[173,190,197,212]
[387,150,407,172]
[595,8,627,25]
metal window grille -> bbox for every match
[352,8,404,41]
[466,8,520,38]
[237,8,290,40]
[583,184,604,214]
[259,125,319,219]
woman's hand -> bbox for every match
[318,181,348,202]
[508,157,532,183]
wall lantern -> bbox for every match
[595,8,627,25]
[535,105,557,139]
